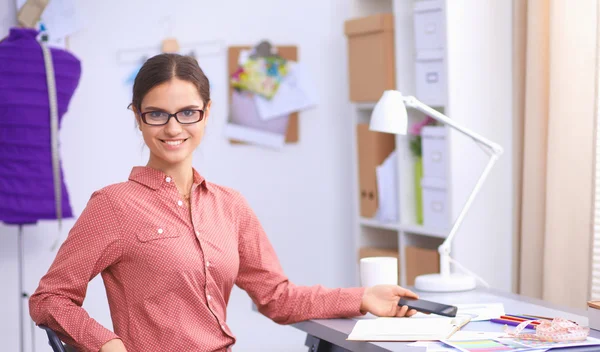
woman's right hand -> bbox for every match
[99,338,127,352]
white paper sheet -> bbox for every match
[253,61,317,120]
[448,331,506,341]
[411,303,504,322]
[375,150,398,223]
[40,0,81,40]
[455,303,505,321]
[347,315,471,342]
[16,0,81,48]
[229,90,289,134]
[408,341,459,351]
[223,123,285,150]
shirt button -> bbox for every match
[157,228,163,234]
[207,294,212,301]
[221,324,226,330]
[177,200,183,206]
[195,231,200,236]
[206,261,210,267]
[165,177,171,183]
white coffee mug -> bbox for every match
[360,257,398,287]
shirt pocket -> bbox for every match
[135,224,182,243]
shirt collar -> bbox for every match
[128,166,206,191]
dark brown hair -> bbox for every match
[131,53,210,113]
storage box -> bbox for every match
[413,0,446,51]
[405,246,440,286]
[588,301,600,330]
[357,124,396,217]
[421,177,449,229]
[415,49,447,106]
[344,13,396,102]
[421,126,447,180]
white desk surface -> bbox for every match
[292,288,600,352]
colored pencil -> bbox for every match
[500,315,540,325]
[490,318,537,329]
[520,314,555,321]
[505,314,542,321]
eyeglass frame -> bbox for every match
[139,108,206,126]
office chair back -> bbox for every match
[39,325,67,352]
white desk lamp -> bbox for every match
[369,90,504,292]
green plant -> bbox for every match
[409,136,422,157]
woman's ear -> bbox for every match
[132,107,143,131]
[203,100,212,123]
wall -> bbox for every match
[0,0,517,350]
[0,0,358,351]
[445,0,514,290]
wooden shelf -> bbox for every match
[400,223,448,239]
[354,102,377,110]
[359,217,400,231]
[359,217,448,239]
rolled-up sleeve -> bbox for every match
[29,190,123,351]
[233,193,365,325]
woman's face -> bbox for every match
[136,78,210,168]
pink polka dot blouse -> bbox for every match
[29,166,366,352]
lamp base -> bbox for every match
[414,273,477,292]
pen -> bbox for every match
[490,318,537,329]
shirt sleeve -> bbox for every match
[233,193,366,325]
[29,190,123,352]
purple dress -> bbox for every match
[0,28,81,225]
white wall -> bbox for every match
[0,1,359,351]
[0,1,516,351]
[445,0,514,291]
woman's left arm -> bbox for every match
[233,194,417,324]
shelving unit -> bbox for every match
[348,0,514,290]
[351,99,447,286]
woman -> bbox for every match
[29,53,419,352]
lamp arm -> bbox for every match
[439,152,500,257]
[403,95,503,277]
[403,96,504,155]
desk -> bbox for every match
[292,288,600,352]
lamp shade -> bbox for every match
[369,90,408,135]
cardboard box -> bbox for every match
[344,13,396,102]
[359,246,400,284]
[356,124,396,217]
[405,246,440,286]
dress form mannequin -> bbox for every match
[0,27,81,225]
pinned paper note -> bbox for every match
[229,90,289,133]
[224,90,288,150]
[223,124,285,150]
[253,62,317,121]
[16,0,81,48]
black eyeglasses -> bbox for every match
[140,109,205,126]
